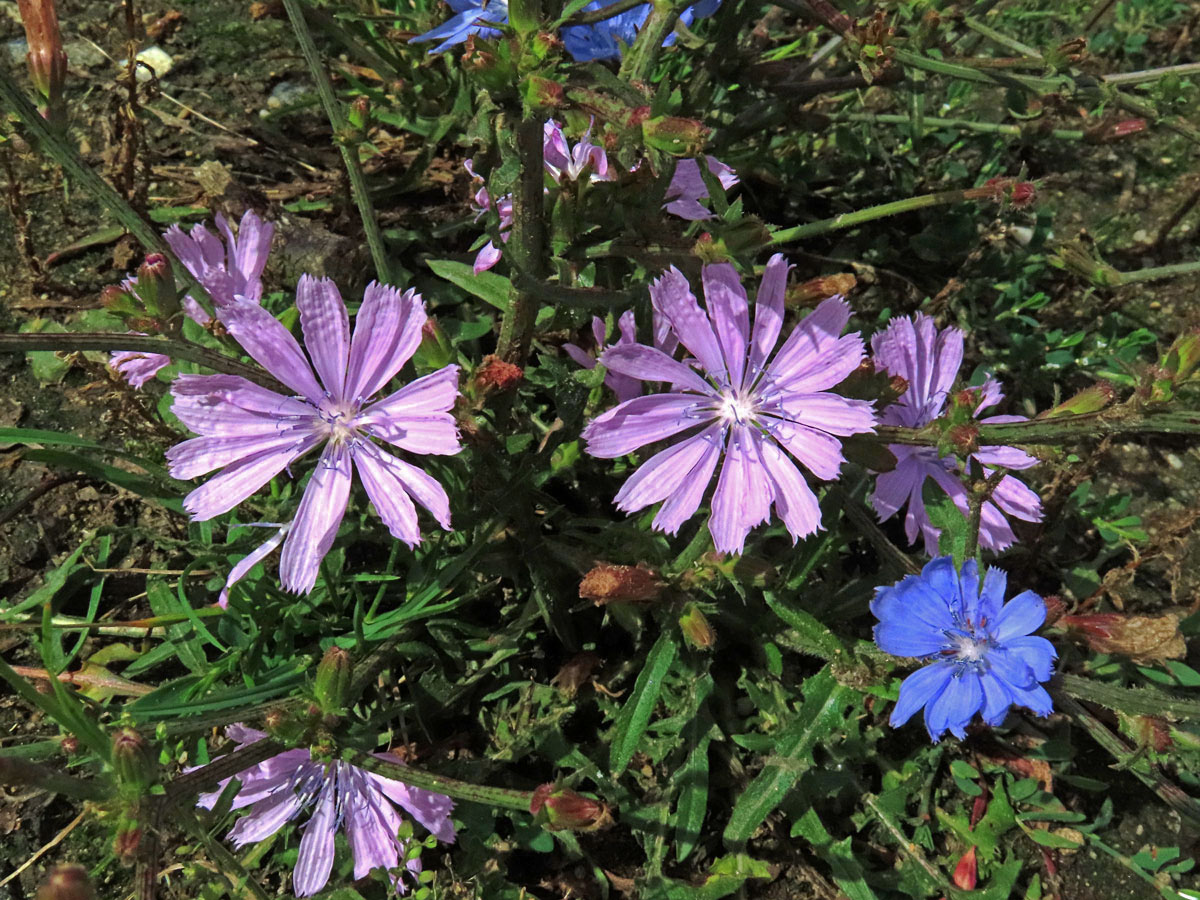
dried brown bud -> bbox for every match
[788,273,857,305]
[946,423,980,456]
[1041,595,1067,627]
[579,564,662,605]
[36,864,95,900]
[550,651,602,697]
[474,354,524,393]
[530,784,613,831]
[1060,612,1186,662]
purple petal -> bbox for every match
[171,374,313,436]
[973,443,1038,470]
[183,435,323,521]
[701,263,750,388]
[988,473,1043,523]
[708,426,771,554]
[297,275,351,399]
[279,443,353,594]
[890,663,953,729]
[775,392,876,437]
[219,525,288,608]
[613,424,725,514]
[360,366,462,456]
[224,784,307,848]
[542,120,571,181]
[872,460,920,520]
[563,342,596,370]
[649,266,727,381]
[345,283,426,403]
[474,241,503,273]
[761,417,845,481]
[353,442,452,543]
[168,430,313,480]
[219,302,324,401]
[871,314,963,427]
[372,769,457,844]
[599,344,713,394]
[758,437,822,542]
[583,394,712,458]
[110,350,171,388]
[293,781,337,897]
[228,210,274,292]
[767,295,852,381]
[748,254,788,378]
[651,428,723,535]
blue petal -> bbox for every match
[993,589,1046,641]
[987,646,1037,691]
[958,558,981,616]
[923,555,960,606]
[872,572,958,636]
[924,671,983,741]
[1006,681,1054,718]
[874,621,947,658]
[890,663,954,729]
[1003,635,1057,682]
[977,564,1007,626]
[979,672,1013,725]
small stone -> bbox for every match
[121,45,173,82]
[1165,452,1184,471]
[1132,229,1148,243]
[77,487,100,501]
[265,80,310,110]
[4,37,27,64]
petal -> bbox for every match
[977,501,1017,552]
[370,415,462,457]
[599,343,712,394]
[747,254,789,378]
[651,428,723,536]
[583,393,712,458]
[229,210,274,289]
[1003,635,1056,683]
[977,565,1007,626]
[987,646,1037,691]
[110,350,171,388]
[183,435,323,521]
[297,275,350,399]
[664,197,714,220]
[973,443,1039,470]
[871,314,962,425]
[168,429,313,480]
[1005,682,1054,718]
[474,241,503,273]
[361,366,462,455]
[979,672,1013,725]
[613,425,724,513]
[345,786,401,882]
[225,786,306,848]
[766,296,853,385]
[563,342,596,369]
[171,374,312,436]
[701,262,750,388]
[218,526,289,608]
[649,266,727,381]
[708,426,771,555]
[279,443,353,594]
[890,663,953,728]
[874,621,948,658]
[988,473,1043,523]
[761,417,845,481]
[924,671,983,741]
[363,365,461,416]
[992,589,1046,641]
[355,441,452,542]
[293,782,337,897]
[872,462,919,520]
[219,302,324,401]
[758,437,822,542]
[372,770,457,844]
[774,393,876,437]
[345,283,426,403]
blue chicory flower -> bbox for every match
[872,556,1057,742]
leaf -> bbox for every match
[1,538,90,622]
[426,258,512,313]
[609,629,679,774]
[763,591,846,660]
[723,667,855,846]
[924,485,969,566]
[674,677,715,861]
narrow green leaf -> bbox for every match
[674,677,714,861]
[763,591,846,660]
[426,258,513,313]
[723,667,854,846]
[1,538,90,622]
[610,629,679,774]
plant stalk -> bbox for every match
[341,748,535,812]
[497,114,548,364]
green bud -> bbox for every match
[641,116,710,157]
[413,316,453,372]
[678,603,716,651]
[111,729,157,793]
[134,254,180,320]
[1041,381,1115,418]
[346,95,370,133]
[313,646,353,715]
[1162,331,1200,382]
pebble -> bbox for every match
[4,36,26,64]
[265,80,311,111]
[120,45,174,82]
[1165,452,1184,471]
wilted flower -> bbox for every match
[870,313,1042,554]
[168,276,461,596]
[664,156,738,221]
[872,556,1057,742]
[412,0,720,60]
[582,255,875,554]
[109,211,274,387]
[197,725,455,897]
[563,312,641,403]
[543,119,614,184]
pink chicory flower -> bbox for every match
[664,156,738,221]
[197,725,455,897]
[168,276,461,598]
[870,313,1042,554]
[582,254,876,554]
[563,311,641,404]
[110,210,274,387]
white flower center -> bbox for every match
[717,391,758,426]
[317,399,362,446]
[950,631,988,663]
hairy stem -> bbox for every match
[341,747,535,812]
[497,114,548,364]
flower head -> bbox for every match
[872,556,1057,741]
[168,276,461,598]
[582,255,875,554]
[109,211,274,387]
[197,725,455,897]
[870,313,1042,554]
[663,156,738,221]
[563,311,640,403]
[409,0,507,54]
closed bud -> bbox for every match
[37,864,96,900]
[111,729,157,793]
[952,846,978,891]
[641,116,709,157]
[530,784,612,831]
[678,603,716,650]
[1041,381,1115,418]
[579,564,662,605]
[313,646,353,714]
[113,820,142,864]
[523,74,564,110]
[263,707,307,743]
[1041,594,1066,626]
[346,95,370,133]
[134,253,180,320]
[100,284,140,317]
[17,0,68,127]
[1051,240,1123,287]
[1060,612,1186,662]
[413,316,453,371]
[946,423,980,456]
[788,273,857,305]
[1162,331,1200,382]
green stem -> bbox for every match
[618,0,688,84]
[164,738,292,806]
[961,15,1041,57]
[1116,259,1200,284]
[281,0,393,285]
[770,186,985,244]
[843,112,1086,141]
[0,756,112,802]
[1103,61,1200,85]
[1055,673,1200,723]
[0,68,218,316]
[0,332,281,390]
[497,114,548,365]
[340,748,535,812]
[875,409,1200,446]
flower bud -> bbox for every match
[641,116,710,157]
[111,728,157,793]
[1161,330,1200,382]
[946,423,980,456]
[346,95,370,133]
[678,602,716,650]
[413,316,453,371]
[112,819,142,864]
[36,864,95,900]
[952,846,977,891]
[100,284,140,317]
[263,706,308,743]
[313,646,353,715]
[134,254,180,320]
[788,273,857,306]
[17,0,68,127]
[579,564,661,605]
[530,784,612,831]
[474,354,524,394]
[523,74,564,110]
[1060,612,1186,662]
[1040,381,1115,418]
